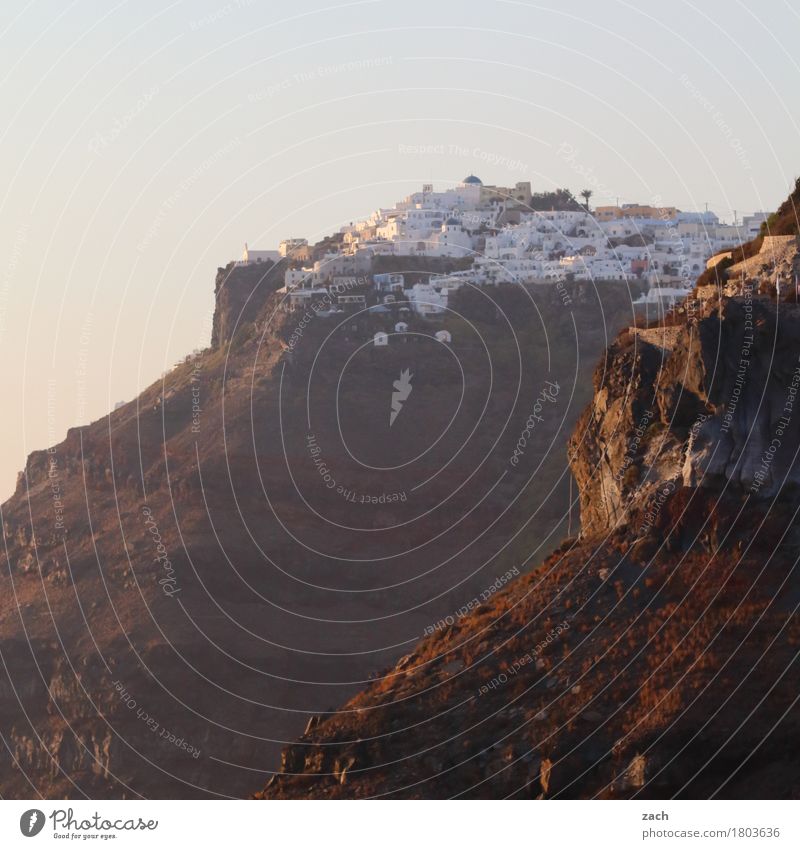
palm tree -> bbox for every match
[580,188,593,212]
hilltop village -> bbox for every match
[237,176,768,325]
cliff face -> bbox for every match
[570,289,800,539]
[0,250,635,798]
[259,241,800,800]
[211,260,285,348]
[0,276,291,797]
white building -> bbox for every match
[286,288,329,310]
[374,273,404,292]
[279,238,308,257]
[331,276,359,293]
[408,282,448,316]
[741,212,770,239]
[241,243,280,264]
[634,287,689,307]
[432,217,473,257]
[338,294,367,310]
[284,267,316,289]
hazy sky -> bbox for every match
[1,0,798,498]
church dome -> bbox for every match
[462,175,482,185]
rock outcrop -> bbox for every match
[211,259,284,348]
[570,285,800,538]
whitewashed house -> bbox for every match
[432,217,473,257]
[279,238,307,257]
[408,282,447,316]
[287,288,328,310]
[241,243,280,264]
[337,294,367,310]
[284,268,315,289]
[374,272,404,292]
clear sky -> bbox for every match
[1,0,798,498]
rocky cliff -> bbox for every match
[259,198,800,800]
[569,285,800,538]
[210,259,285,348]
[0,250,635,798]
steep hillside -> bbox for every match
[0,257,635,798]
[260,222,800,799]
